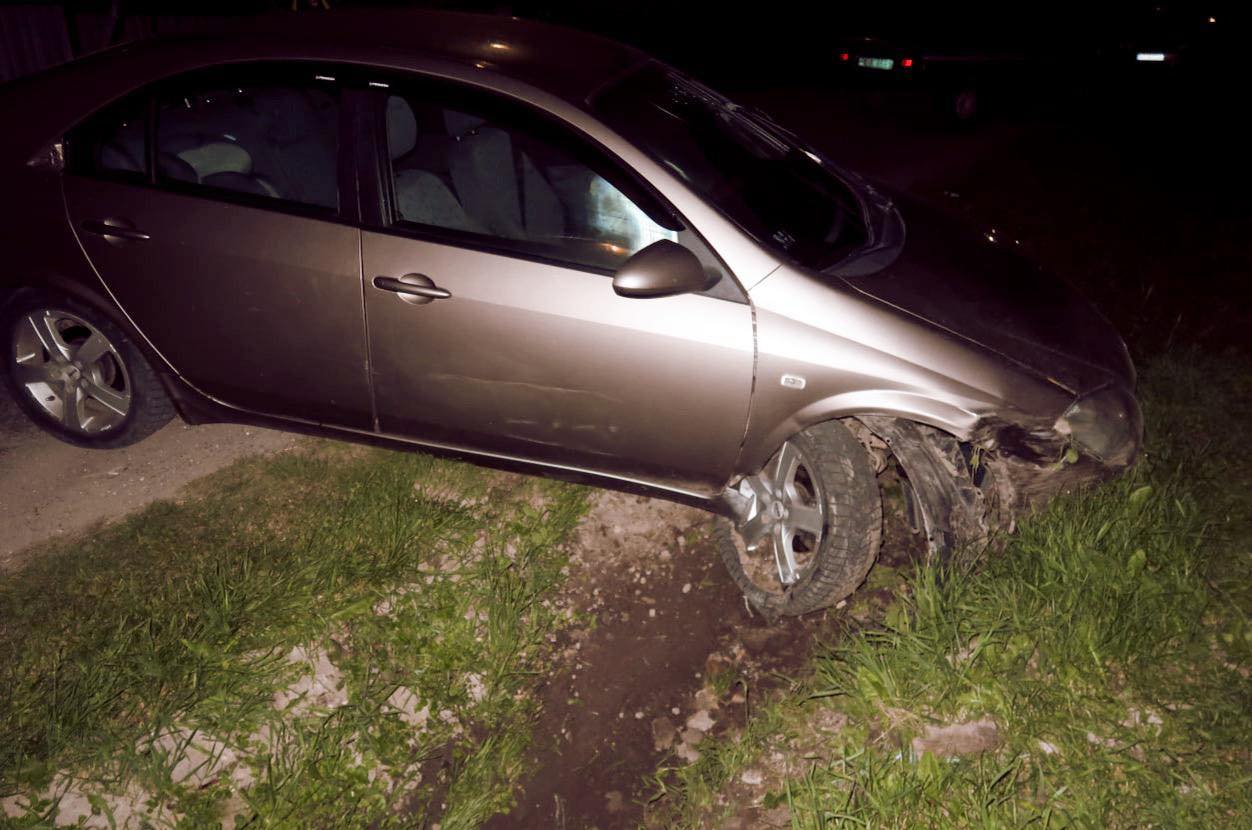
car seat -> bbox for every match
[387,96,483,233]
[443,109,566,243]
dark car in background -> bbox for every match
[1100,2,1235,80]
[834,35,1037,121]
[826,3,1078,122]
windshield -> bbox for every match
[593,64,868,270]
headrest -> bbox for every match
[386,96,417,160]
[176,141,252,178]
[444,109,487,139]
[157,152,197,183]
[99,142,141,173]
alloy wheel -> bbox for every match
[10,309,132,434]
[736,440,828,588]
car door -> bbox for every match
[360,80,755,493]
[61,65,372,429]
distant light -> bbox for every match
[487,40,511,51]
[368,81,390,89]
[1135,52,1167,62]
[474,61,489,69]
[901,57,914,68]
[839,52,850,62]
[1208,16,1217,24]
[803,150,822,163]
[314,74,335,82]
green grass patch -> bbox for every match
[654,355,1252,827]
[0,442,589,827]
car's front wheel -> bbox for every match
[718,419,882,617]
[2,294,175,448]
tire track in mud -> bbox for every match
[484,488,919,829]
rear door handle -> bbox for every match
[81,218,151,242]
[373,274,451,305]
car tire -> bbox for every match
[951,87,979,121]
[717,419,882,617]
[2,294,175,448]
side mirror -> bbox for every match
[611,240,708,298]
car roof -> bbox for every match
[227,9,648,106]
[0,10,649,164]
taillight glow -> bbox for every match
[839,52,850,61]
[901,57,914,68]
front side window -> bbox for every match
[593,65,868,271]
[382,89,680,272]
[156,75,340,211]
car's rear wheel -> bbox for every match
[718,419,882,617]
[951,87,979,121]
[2,295,175,448]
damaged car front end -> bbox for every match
[590,59,1141,616]
[725,248,1141,585]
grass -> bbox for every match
[652,353,1252,828]
[0,442,589,827]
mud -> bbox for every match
[486,479,927,829]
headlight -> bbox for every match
[1055,386,1142,465]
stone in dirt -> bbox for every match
[911,717,1000,757]
[685,709,714,732]
[680,727,705,746]
[651,716,677,751]
[272,645,347,713]
[465,672,487,703]
[384,686,430,729]
[1,774,179,829]
[146,727,240,788]
[674,742,702,764]
[693,687,720,711]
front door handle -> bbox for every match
[81,218,151,243]
[373,274,451,305]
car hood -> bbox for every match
[834,193,1133,396]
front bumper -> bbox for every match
[977,384,1142,525]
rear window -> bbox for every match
[156,76,339,211]
[67,97,148,182]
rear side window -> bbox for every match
[67,97,148,182]
[156,76,340,211]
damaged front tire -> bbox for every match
[718,419,882,617]
[857,415,999,569]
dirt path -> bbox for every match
[0,390,297,570]
[481,491,819,829]
[477,486,924,830]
